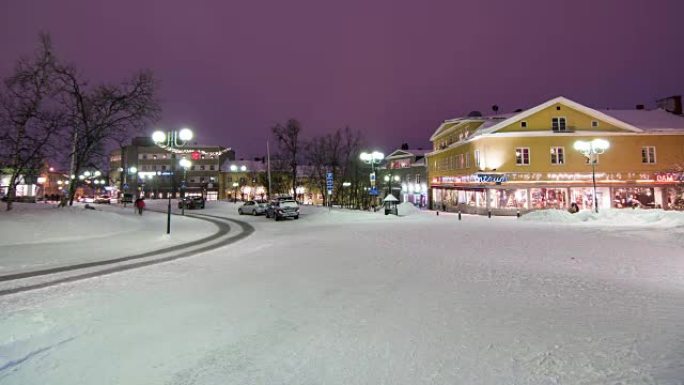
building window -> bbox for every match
[520,121,528,128]
[474,150,481,168]
[465,152,470,168]
[416,174,421,184]
[591,120,599,128]
[515,147,530,165]
[161,165,167,171]
[641,146,656,164]
[552,117,567,131]
[200,165,205,171]
[550,147,565,165]
[191,166,196,171]
[152,155,157,160]
[210,165,215,171]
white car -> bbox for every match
[238,200,267,216]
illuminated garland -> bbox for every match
[154,144,232,157]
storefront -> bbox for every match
[431,172,681,215]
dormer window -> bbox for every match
[520,121,527,128]
[552,117,567,132]
[592,120,599,128]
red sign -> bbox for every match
[191,151,201,160]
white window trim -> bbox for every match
[641,146,657,164]
[552,116,568,131]
[474,150,481,169]
[550,146,565,165]
[515,147,531,166]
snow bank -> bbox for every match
[397,202,421,216]
[521,208,684,228]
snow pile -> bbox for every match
[397,202,421,216]
[522,208,684,228]
[519,209,578,223]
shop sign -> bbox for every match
[476,173,508,183]
[655,173,684,182]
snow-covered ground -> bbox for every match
[1,203,683,384]
[0,203,217,274]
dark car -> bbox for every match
[271,199,299,221]
[178,196,205,209]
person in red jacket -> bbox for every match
[135,197,145,215]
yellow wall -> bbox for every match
[497,103,627,133]
[429,134,684,179]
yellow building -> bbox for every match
[427,96,684,215]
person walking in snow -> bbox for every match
[135,197,145,215]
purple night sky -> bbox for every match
[2,0,684,158]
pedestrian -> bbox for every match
[135,197,145,215]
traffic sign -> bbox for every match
[123,183,129,190]
[369,187,378,196]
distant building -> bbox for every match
[109,137,234,200]
[427,96,684,215]
[377,148,428,207]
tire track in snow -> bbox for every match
[0,212,255,296]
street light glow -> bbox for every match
[178,128,193,141]
[179,158,192,169]
[240,165,247,171]
[129,166,138,174]
[94,170,102,177]
[230,165,238,171]
[83,171,91,177]
[37,177,46,184]
[371,151,384,161]
[152,130,166,143]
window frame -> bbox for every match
[641,146,656,164]
[550,146,565,165]
[515,147,531,166]
[552,117,567,132]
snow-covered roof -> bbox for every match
[385,149,430,159]
[598,109,684,132]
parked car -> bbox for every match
[94,195,111,204]
[271,199,299,221]
[264,196,295,218]
[238,200,267,216]
[178,196,205,209]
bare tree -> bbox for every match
[0,34,63,211]
[272,119,301,195]
[53,65,160,205]
[304,127,364,207]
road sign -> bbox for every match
[123,183,129,190]
[326,172,333,194]
[369,187,378,196]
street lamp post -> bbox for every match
[574,139,610,213]
[232,182,239,203]
[179,158,192,216]
[151,128,194,234]
[360,151,384,208]
[383,174,401,199]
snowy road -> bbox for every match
[1,204,683,384]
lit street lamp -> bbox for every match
[151,127,194,234]
[574,139,610,213]
[384,174,401,199]
[179,158,192,216]
[360,151,384,207]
